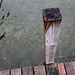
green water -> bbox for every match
[0,0,75,70]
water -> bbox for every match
[0,0,75,70]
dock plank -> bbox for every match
[57,63,66,75]
[46,64,59,75]
[72,62,75,71]
[64,62,75,75]
[22,66,34,75]
[11,68,21,75]
[34,65,46,75]
[68,62,75,75]
[0,70,10,75]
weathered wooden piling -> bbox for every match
[0,8,75,75]
[42,8,62,64]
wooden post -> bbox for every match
[42,8,62,64]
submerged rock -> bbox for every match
[14,29,24,40]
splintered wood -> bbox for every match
[42,8,62,64]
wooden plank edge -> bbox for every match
[34,65,46,75]
[72,61,75,71]
[21,66,34,75]
[0,69,11,75]
[68,62,75,75]
[57,63,66,75]
[11,68,21,75]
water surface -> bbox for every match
[0,0,75,70]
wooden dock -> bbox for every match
[0,8,74,75]
[0,61,75,75]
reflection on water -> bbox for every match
[0,0,3,8]
[0,0,10,40]
[0,0,75,70]
[0,31,6,40]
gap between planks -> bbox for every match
[58,62,75,75]
[0,62,75,75]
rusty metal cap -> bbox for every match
[43,8,62,21]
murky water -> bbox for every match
[0,0,75,70]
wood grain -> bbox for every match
[58,63,66,75]
[64,62,75,75]
[45,21,61,64]
[34,66,46,75]
[22,66,34,75]
[46,64,58,75]
[67,62,75,75]
[0,70,10,75]
[11,68,21,75]
[68,62,75,75]
[72,62,75,71]
[43,8,62,64]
